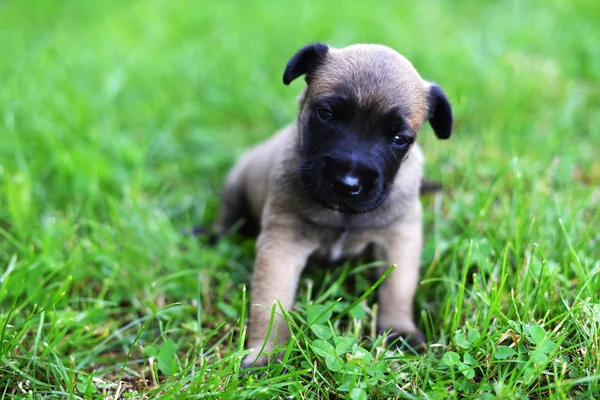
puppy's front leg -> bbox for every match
[242,225,318,367]
[376,200,426,349]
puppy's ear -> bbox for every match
[283,43,329,85]
[428,84,453,139]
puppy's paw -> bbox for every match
[380,329,427,354]
[240,348,273,369]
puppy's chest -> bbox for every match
[312,228,373,263]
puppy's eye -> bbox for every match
[317,108,333,122]
[392,135,410,147]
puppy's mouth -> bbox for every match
[319,193,388,215]
[322,201,359,214]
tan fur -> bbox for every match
[306,45,431,132]
[218,44,442,367]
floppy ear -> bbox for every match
[283,43,329,85]
[428,84,453,139]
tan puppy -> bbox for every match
[217,43,453,367]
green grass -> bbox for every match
[1,0,599,398]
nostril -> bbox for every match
[331,175,362,196]
[349,184,362,195]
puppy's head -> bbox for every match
[283,43,453,214]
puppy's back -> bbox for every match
[218,125,294,234]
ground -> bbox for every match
[1,0,599,398]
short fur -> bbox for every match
[217,43,453,367]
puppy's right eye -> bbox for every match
[317,108,333,122]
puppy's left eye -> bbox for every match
[392,135,410,147]
[317,108,333,122]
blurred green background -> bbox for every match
[0,0,599,397]
[2,0,599,215]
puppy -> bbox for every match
[217,43,453,367]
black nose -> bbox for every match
[331,174,362,196]
[321,154,379,197]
